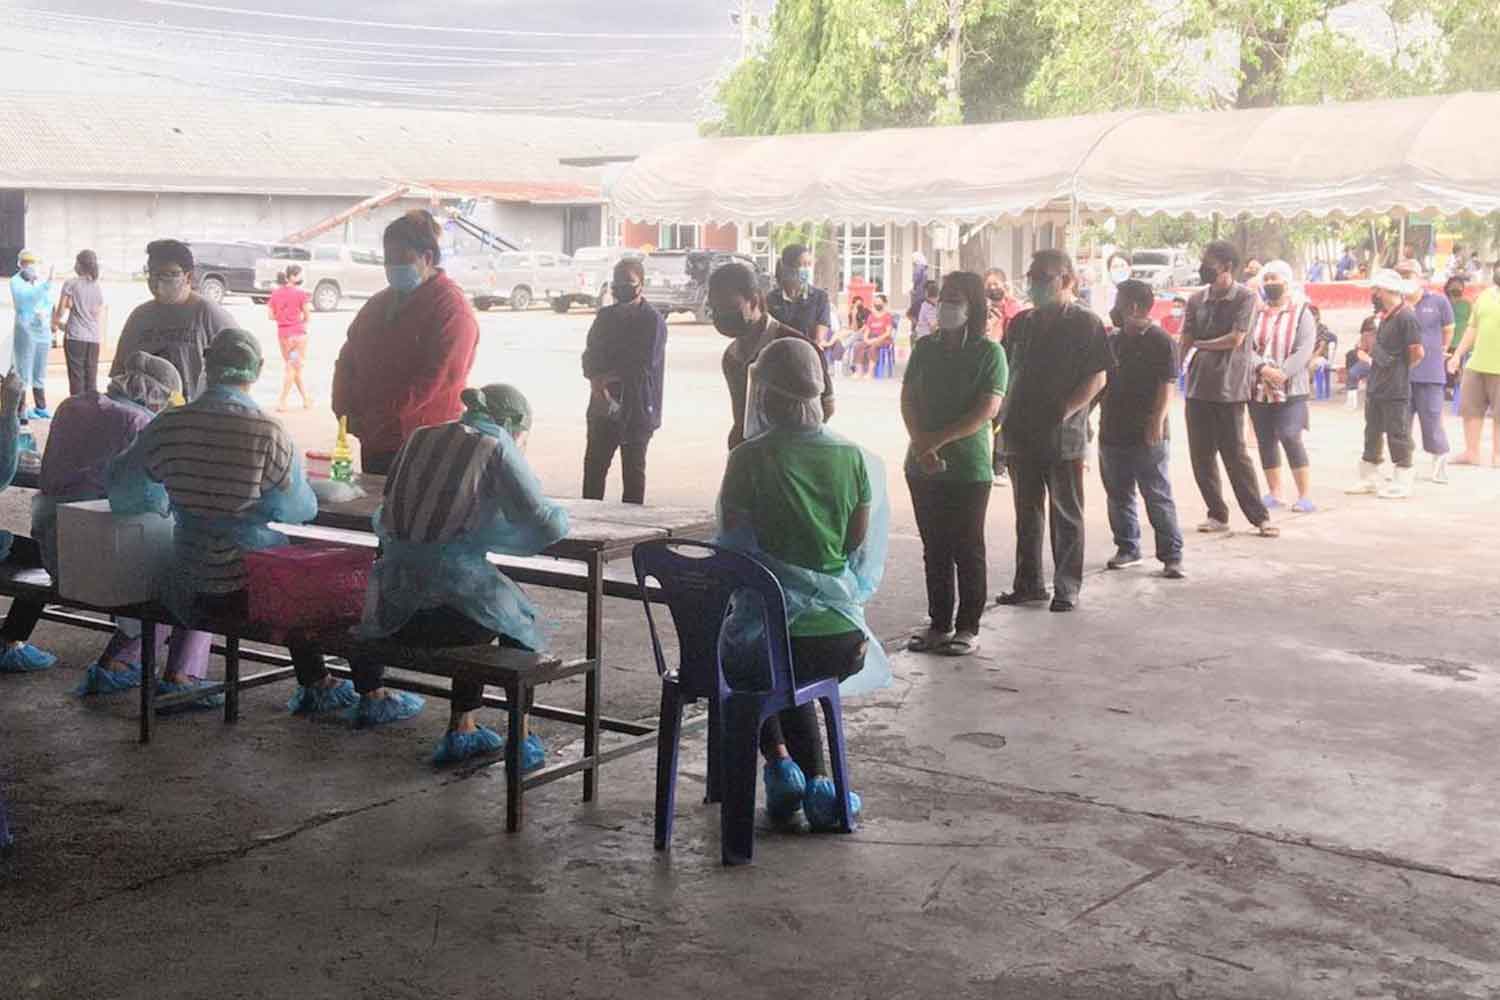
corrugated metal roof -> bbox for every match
[418,179,603,204]
[0,95,695,197]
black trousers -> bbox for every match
[1185,399,1269,527]
[759,630,866,778]
[0,537,45,643]
[907,477,992,634]
[189,590,327,686]
[582,417,649,505]
[64,339,100,397]
[1363,396,1414,468]
[1009,456,1086,604]
[351,606,523,715]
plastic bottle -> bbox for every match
[331,416,354,484]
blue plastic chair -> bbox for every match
[633,539,856,865]
[872,342,896,379]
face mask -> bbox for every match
[386,263,423,294]
[611,283,639,303]
[1262,283,1285,303]
[937,301,969,332]
[151,275,188,302]
[1198,264,1220,286]
[797,266,813,286]
[713,307,753,338]
[18,266,37,282]
[1029,283,1057,308]
[986,287,1005,303]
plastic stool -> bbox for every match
[873,343,896,379]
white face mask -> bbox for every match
[937,301,969,332]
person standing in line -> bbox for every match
[1394,259,1454,484]
[9,249,54,419]
[268,265,313,411]
[333,210,479,474]
[1347,270,1424,499]
[1098,280,1184,579]
[1246,261,1317,512]
[1446,265,1500,466]
[1345,317,1377,409]
[996,250,1112,613]
[580,258,666,504]
[1180,240,1278,537]
[766,244,831,344]
[984,268,1021,486]
[1444,274,1470,401]
[111,239,236,402]
[913,280,940,341]
[52,249,107,397]
[710,261,834,451]
[902,271,1006,653]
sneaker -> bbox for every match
[1106,550,1142,570]
[802,776,861,832]
[763,758,807,822]
[1196,518,1230,534]
[0,643,57,673]
[1162,561,1186,580]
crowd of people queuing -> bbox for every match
[6,213,1500,833]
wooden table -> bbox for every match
[311,475,714,804]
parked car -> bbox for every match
[253,244,386,312]
[473,251,576,312]
[644,250,769,323]
[565,245,645,311]
[1129,248,1198,290]
[188,240,307,305]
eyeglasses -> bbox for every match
[150,269,186,280]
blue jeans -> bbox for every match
[1099,442,1183,563]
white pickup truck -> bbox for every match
[254,244,387,312]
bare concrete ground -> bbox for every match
[2,292,1499,997]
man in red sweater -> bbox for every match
[333,210,480,474]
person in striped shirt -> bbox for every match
[109,328,353,713]
[1246,260,1317,513]
[353,383,569,766]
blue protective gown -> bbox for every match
[356,411,569,650]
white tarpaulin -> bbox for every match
[610,92,1500,225]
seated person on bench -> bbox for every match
[716,337,890,831]
[352,383,569,766]
[0,372,56,674]
[28,352,206,693]
[109,329,352,712]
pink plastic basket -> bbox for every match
[243,544,375,629]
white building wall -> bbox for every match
[22,189,571,275]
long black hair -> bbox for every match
[941,270,988,342]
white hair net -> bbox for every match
[743,337,823,440]
[108,351,184,412]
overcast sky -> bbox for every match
[1,0,770,120]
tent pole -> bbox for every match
[1398,213,1407,260]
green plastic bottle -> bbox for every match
[331,416,354,484]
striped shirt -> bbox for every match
[1251,304,1301,403]
[141,392,296,593]
[381,421,507,544]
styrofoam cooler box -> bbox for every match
[56,500,175,606]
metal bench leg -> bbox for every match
[583,550,604,803]
[505,680,526,833]
[138,620,157,744]
[224,634,240,723]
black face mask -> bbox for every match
[986,288,1005,303]
[611,283,639,303]
[713,308,752,338]
[1263,283,1285,303]
[1198,264,1220,286]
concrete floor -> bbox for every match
[3,289,1500,997]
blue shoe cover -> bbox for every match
[75,661,142,695]
[155,679,224,713]
[27,408,52,421]
[287,679,359,715]
[0,644,57,673]
[346,691,425,728]
[512,733,546,773]
[803,777,862,832]
[431,724,504,765]
[763,759,807,822]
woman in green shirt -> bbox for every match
[902,272,1008,657]
[718,337,888,831]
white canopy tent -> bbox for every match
[610,92,1500,227]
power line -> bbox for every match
[132,0,737,41]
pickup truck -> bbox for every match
[473,250,576,311]
[564,245,644,311]
[645,250,769,323]
[253,244,386,312]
